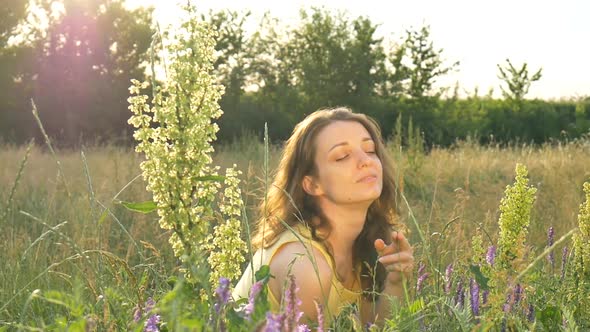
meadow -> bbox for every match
[1,4,589,330]
[1,136,589,330]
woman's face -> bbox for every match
[305,120,383,207]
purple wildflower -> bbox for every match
[527,304,535,322]
[444,264,453,294]
[214,277,231,314]
[133,306,142,323]
[145,314,161,332]
[482,290,489,305]
[244,280,264,319]
[145,298,156,312]
[455,280,464,308]
[486,245,497,267]
[470,278,480,317]
[263,312,284,332]
[503,293,512,313]
[561,246,569,280]
[315,301,324,332]
[417,262,425,276]
[416,272,429,293]
[513,284,523,305]
[284,274,303,332]
[297,324,311,332]
[547,227,555,269]
[133,297,157,326]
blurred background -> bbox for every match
[1,0,589,148]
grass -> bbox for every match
[1,136,589,329]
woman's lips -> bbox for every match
[357,175,377,183]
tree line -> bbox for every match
[1,1,588,147]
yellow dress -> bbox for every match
[232,224,362,322]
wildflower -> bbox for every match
[206,166,248,288]
[214,277,231,314]
[284,274,304,332]
[145,314,161,332]
[133,306,142,323]
[486,245,496,267]
[244,280,264,319]
[470,278,480,317]
[572,182,590,288]
[497,164,537,270]
[145,298,156,313]
[444,263,453,294]
[133,297,158,328]
[127,2,245,286]
[561,246,569,281]
[416,271,429,293]
[503,293,512,313]
[315,300,324,332]
[547,226,555,269]
[455,280,464,308]
[415,262,429,294]
[527,304,535,322]
[417,261,425,276]
[263,312,284,332]
[482,290,489,305]
[471,231,485,265]
[513,284,522,305]
[297,325,311,332]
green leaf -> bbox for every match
[68,318,86,332]
[180,318,203,328]
[469,264,490,291]
[195,175,225,182]
[118,200,157,214]
[254,265,271,282]
[97,208,109,225]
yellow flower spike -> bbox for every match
[128,3,245,287]
[497,164,537,271]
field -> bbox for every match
[1,137,589,330]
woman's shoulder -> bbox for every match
[268,240,334,306]
[270,240,333,274]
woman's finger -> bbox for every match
[385,263,413,273]
[374,237,398,256]
[393,231,412,253]
[377,252,414,265]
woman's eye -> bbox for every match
[336,155,349,161]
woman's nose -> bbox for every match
[357,150,374,168]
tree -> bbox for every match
[348,16,388,106]
[395,25,459,99]
[0,0,34,142]
[0,0,28,48]
[29,0,153,145]
[497,59,542,103]
[205,10,251,109]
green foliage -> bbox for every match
[496,164,537,270]
[1,5,588,147]
[497,59,543,108]
[0,0,153,146]
[118,200,158,214]
[396,25,460,99]
[2,4,590,330]
[127,2,246,286]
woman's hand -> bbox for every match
[374,231,414,285]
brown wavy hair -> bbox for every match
[251,107,403,299]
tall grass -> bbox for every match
[1,135,589,329]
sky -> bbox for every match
[127,0,590,100]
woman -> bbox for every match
[233,107,414,327]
